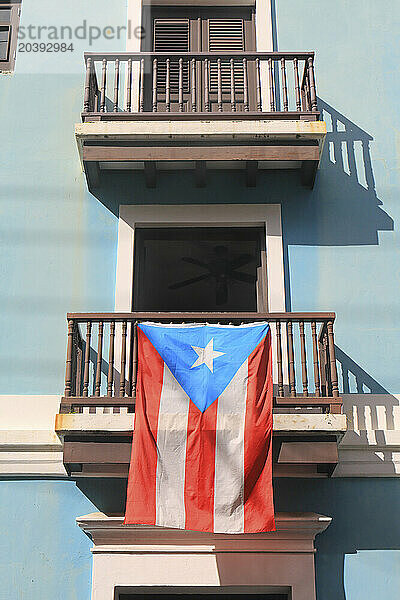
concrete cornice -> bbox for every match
[77,512,332,552]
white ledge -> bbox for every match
[76,119,326,141]
[55,413,346,434]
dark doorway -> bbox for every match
[119,595,288,600]
[141,6,256,111]
[133,227,266,312]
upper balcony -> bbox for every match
[76,51,326,189]
[55,311,346,478]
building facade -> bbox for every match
[1,0,400,598]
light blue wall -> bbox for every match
[274,478,400,600]
[0,478,399,600]
[0,0,127,394]
[273,0,400,393]
[0,480,95,600]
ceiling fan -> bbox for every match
[168,245,256,305]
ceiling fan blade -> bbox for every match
[229,254,254,269]
[168,273,211,290]
[182,257,209,268]
[216,281,228,305]
[231,271,257,284]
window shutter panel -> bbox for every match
[0,26,10,61]
[153,19,190,92]
[208,19,245,93]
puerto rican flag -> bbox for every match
[124,322,275,534]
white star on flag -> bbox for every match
[190,338,225,373]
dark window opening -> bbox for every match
[0,2,21,72]
[118,594,288,600]
[133,227,267,312]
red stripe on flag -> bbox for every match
[184,398,218,532]
[243,329,275,532]
[124,328,164,525]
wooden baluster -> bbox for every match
[83,57,93,113]
[165,58,171,112]
[280,57,288,111]
[178,58,183,112]
[230,58,236,112]
[100,58,107,112]
[327,320,339,397]
[287,320,296,397]
[204,59,210,112]
[139,58,145,112]
[126,57,132,112]
[243,57,249,112]
[318,325,328,396]
[311,321,321,396]
[256,57,262,112]
[82,321,92,397]
[120,321,127,396]
[276,321,284,397]
[107,321,115,397]
[64,320,74,397]
[113,58,120,112]
[304,78,310,111]
[152,58,158,112]
[191,58,197,112]
[301,78,307,111]
[307,56,318,111]
[268,57,275,111]
[131,323,138,398]
[95,321,104,397]
[293,57,301,111]
[299,321,308,396]
[74,334,83,398]
[217,58,223,112]
[126,322,133,398]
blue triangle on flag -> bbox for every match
[138,322,269,412]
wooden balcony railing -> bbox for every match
[61,312,341,415]
[82,51,319,120]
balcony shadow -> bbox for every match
[282,98,394,308]
[75,478,128,515]
[337,342,399,435]
[87,99,393,248]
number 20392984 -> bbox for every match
[18,42,74,52]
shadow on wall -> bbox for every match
[336,343,400,428]
[284,98,393,247]
[87,99,394,250]
[335,346,389,395]
[76,478,128,515]
[274,478,400,600]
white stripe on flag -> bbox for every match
[155,363,190,529]
[214,359,248,533]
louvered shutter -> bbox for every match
[153,19,190,93]
[0,8,12,62]
[208,19,245,92]
[0,26,10,60]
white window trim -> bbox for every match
[127,0,273,51]
[115,203,285,314]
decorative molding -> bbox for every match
[0,396,66,476]
[78,512,331,600]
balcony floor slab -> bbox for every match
[55,412,346,435]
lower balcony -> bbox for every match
[55,312,346,478]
